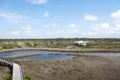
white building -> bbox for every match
[74,40,90,46]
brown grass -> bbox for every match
[20,56,120,80]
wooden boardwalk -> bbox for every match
[0,58,24,80]
[12,63,24,80]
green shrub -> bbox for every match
[3,75,10,80]
[25,75,31,80]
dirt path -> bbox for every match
[20,56,120,80]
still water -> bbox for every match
[0,50,120,60]
[0,50,73,60]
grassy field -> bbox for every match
[20,56,120,80]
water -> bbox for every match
[77,53,120,57]
[0,50,73,61]
[0,50,120,60]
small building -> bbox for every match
[74,40,90,46]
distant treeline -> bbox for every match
[0,38,120,41]
[0,38,120,49]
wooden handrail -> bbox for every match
[0,58,24,80]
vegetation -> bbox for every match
[20,56,120,80]
[0,38,120,50]
[25,75,31,80]
[3,70,11,80]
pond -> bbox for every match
[0,50,73,61]
[0,50,120,61]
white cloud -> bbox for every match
[9,24,34,37]
[88,21,120,38]
[69,24,76,28]
[44,12,50,17]
[113,19,120,27]
[8,23,60,38]
[42,24,59,29]
[52,24,59,27]
[110,12,120,33]
[26,0,47,4]
[43,24,50,28]
[111,10,120,19]
[0,12,27,20]
[100,23,110,29]
[3,9,120,38]
[23,26,32,33]
[84,13,98,21]
[91,23,110,31]
[113,19,120,32]
[10,31,20,36]
[0,12,28,21]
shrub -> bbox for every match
[25,75,31,80]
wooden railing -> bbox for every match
[0,57,24,80]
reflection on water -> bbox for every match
[0,50,120,60]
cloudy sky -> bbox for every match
[0,0,120,39]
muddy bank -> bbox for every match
[8,53,41,59]
[0,48,120,53]
[20,56,120,80]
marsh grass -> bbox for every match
[20,56,120,80]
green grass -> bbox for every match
[3,70,11,80]
[25,75,31,80]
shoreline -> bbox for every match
[8,53,41,59]
[0,48,120,53]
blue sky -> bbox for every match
[0,0,120,39]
